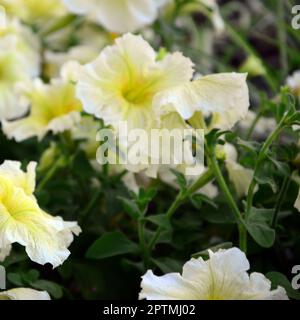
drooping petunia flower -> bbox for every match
[63,0,168,34]
[0,14,40,120]
[222,143,258,198]
[140,247,288,300]
[0,288,51,300]
[77,33,249,134]
[2,64,82,142]
[0,160,81,268]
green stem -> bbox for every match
[246,116,287,216]
[277,0,288,78]
[148,168,214,251]
[138,219,150,269]
[207,144,248,251]
[209,150,244,224]
[36,155,65,194]
[239,225,247,252]
[208,147,247,252]
[272,175,291,228]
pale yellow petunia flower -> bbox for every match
[77,33,249,133]
[2,65,82,142]
[140,247,288,300]
[0,161,81,267]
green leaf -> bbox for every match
[23,269,40,284]
[245,207,275,248]
[267,156,290,176]
[266,272,300,300]
[31,280,63,299]
[236,138,260,154]
[190,194,218,210]
[86,231,139,259]
[118,197,141,220]
[201,202,236,224]
[144,214,171,229]
[170,169,187,192]
[136,188,157,211]
[254,172,278,193]
[152,257,182,273]
[192,242,233,259]
[2,252,28,268]
[7,273,24,286]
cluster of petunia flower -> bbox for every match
[0,0,298,300]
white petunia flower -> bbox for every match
[0,15,40,120]
[286,70,300,98]
[0,161,81,268]
[140,247,288,300]
[0,288,51,300]
[2,68,82,142]
[222,143,258,198]
[63,0,168,33]
[77,33,249,133]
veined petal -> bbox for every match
[139,270,199,300]
[0,162,81,267]
[154,73,249,129]
[77,34,193,131]
[0,160,36,195]
[140,247,287,300]
[2,77,82,142]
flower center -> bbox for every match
[0,180,38,220]
[122,79,157,106]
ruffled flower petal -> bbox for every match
[63,0,168,33]
[0,288,51,300]
[154,73,249,129]
[0,160,81,268]
[140,247,289,300]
